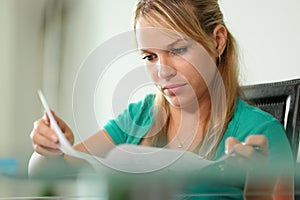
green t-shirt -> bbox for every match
[103,94,294,199]
[104,94,292,159]
[104,94,156,145]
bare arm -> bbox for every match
[73,129,115,158]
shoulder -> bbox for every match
[232,98,294,167]
[127,94,156,112]
[235,98,283,128]
[216,98,293,160]
[114,93,156,125]
[226,98,286,140]
[126,94,156,121]
[235,99,279,124]
[103,94,156,144]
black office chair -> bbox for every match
[242,78,300,160]
[242,78,300,198]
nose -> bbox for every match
[157,56,176,80]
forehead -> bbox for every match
[135,18,188,50]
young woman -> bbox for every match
[29,0,294,199]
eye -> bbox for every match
[142,54,157,61]
[170,47,187,55]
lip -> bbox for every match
[162,83,187,90]
[162,83,187,95]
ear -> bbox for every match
[212,24,227,56]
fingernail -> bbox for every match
[225,149,229,154]
[225,143,229,154]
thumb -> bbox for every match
[44,110,61,128]
[42,112,50,126]
[50,110,67,132]
[225,137,241,154]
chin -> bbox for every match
[165,95,199,109]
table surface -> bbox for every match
[0,163,299,199]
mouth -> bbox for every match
[161,83,187,95]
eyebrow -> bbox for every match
[139,49,152,54]
[167,38,188,48]
[139,38,188,54]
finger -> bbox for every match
[233,143,269,171]
[225,143,267,172]
[33,119,58,143]
[34,144,63,157]
[233,143,264,159]
[225,139,261,161]
[51,111,74,145]
[225,137,241,154]
[45,110,62,129]
[50,110,67,132]
[31,130,59,149]
[44,110,64,130]
[224,140,249,169]
[245,135,269,156]
[42,112,50,126]
[44,110,74,145]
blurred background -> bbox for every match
[0,0,299,176]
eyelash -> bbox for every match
[141,47,188,61]
[142,54,157,61]
[170,47,187,55]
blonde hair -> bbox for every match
[134,0,241,159]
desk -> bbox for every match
[0,173,108,200]
[1,163,299,200]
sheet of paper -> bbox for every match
[37,90,230,174]
[37,90,96,163]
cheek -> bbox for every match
[177,60,201,81]
[190,56,216,84]
[146,65,159,82]
[181,64,206,90]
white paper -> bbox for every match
[37,90,230,174]
[37,90,96,163]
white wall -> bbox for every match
[0,0,45,172]
[59,0,136,140]
[0,0,16,159]
[219,0,300,84]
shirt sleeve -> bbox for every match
[258,119,294,170]
[103,94,156,145]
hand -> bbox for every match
[30,111,74,157]
[225,135,269,169]
[226,135,276,199]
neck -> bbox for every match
[169,93,211,122]
[167,95,211,151]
